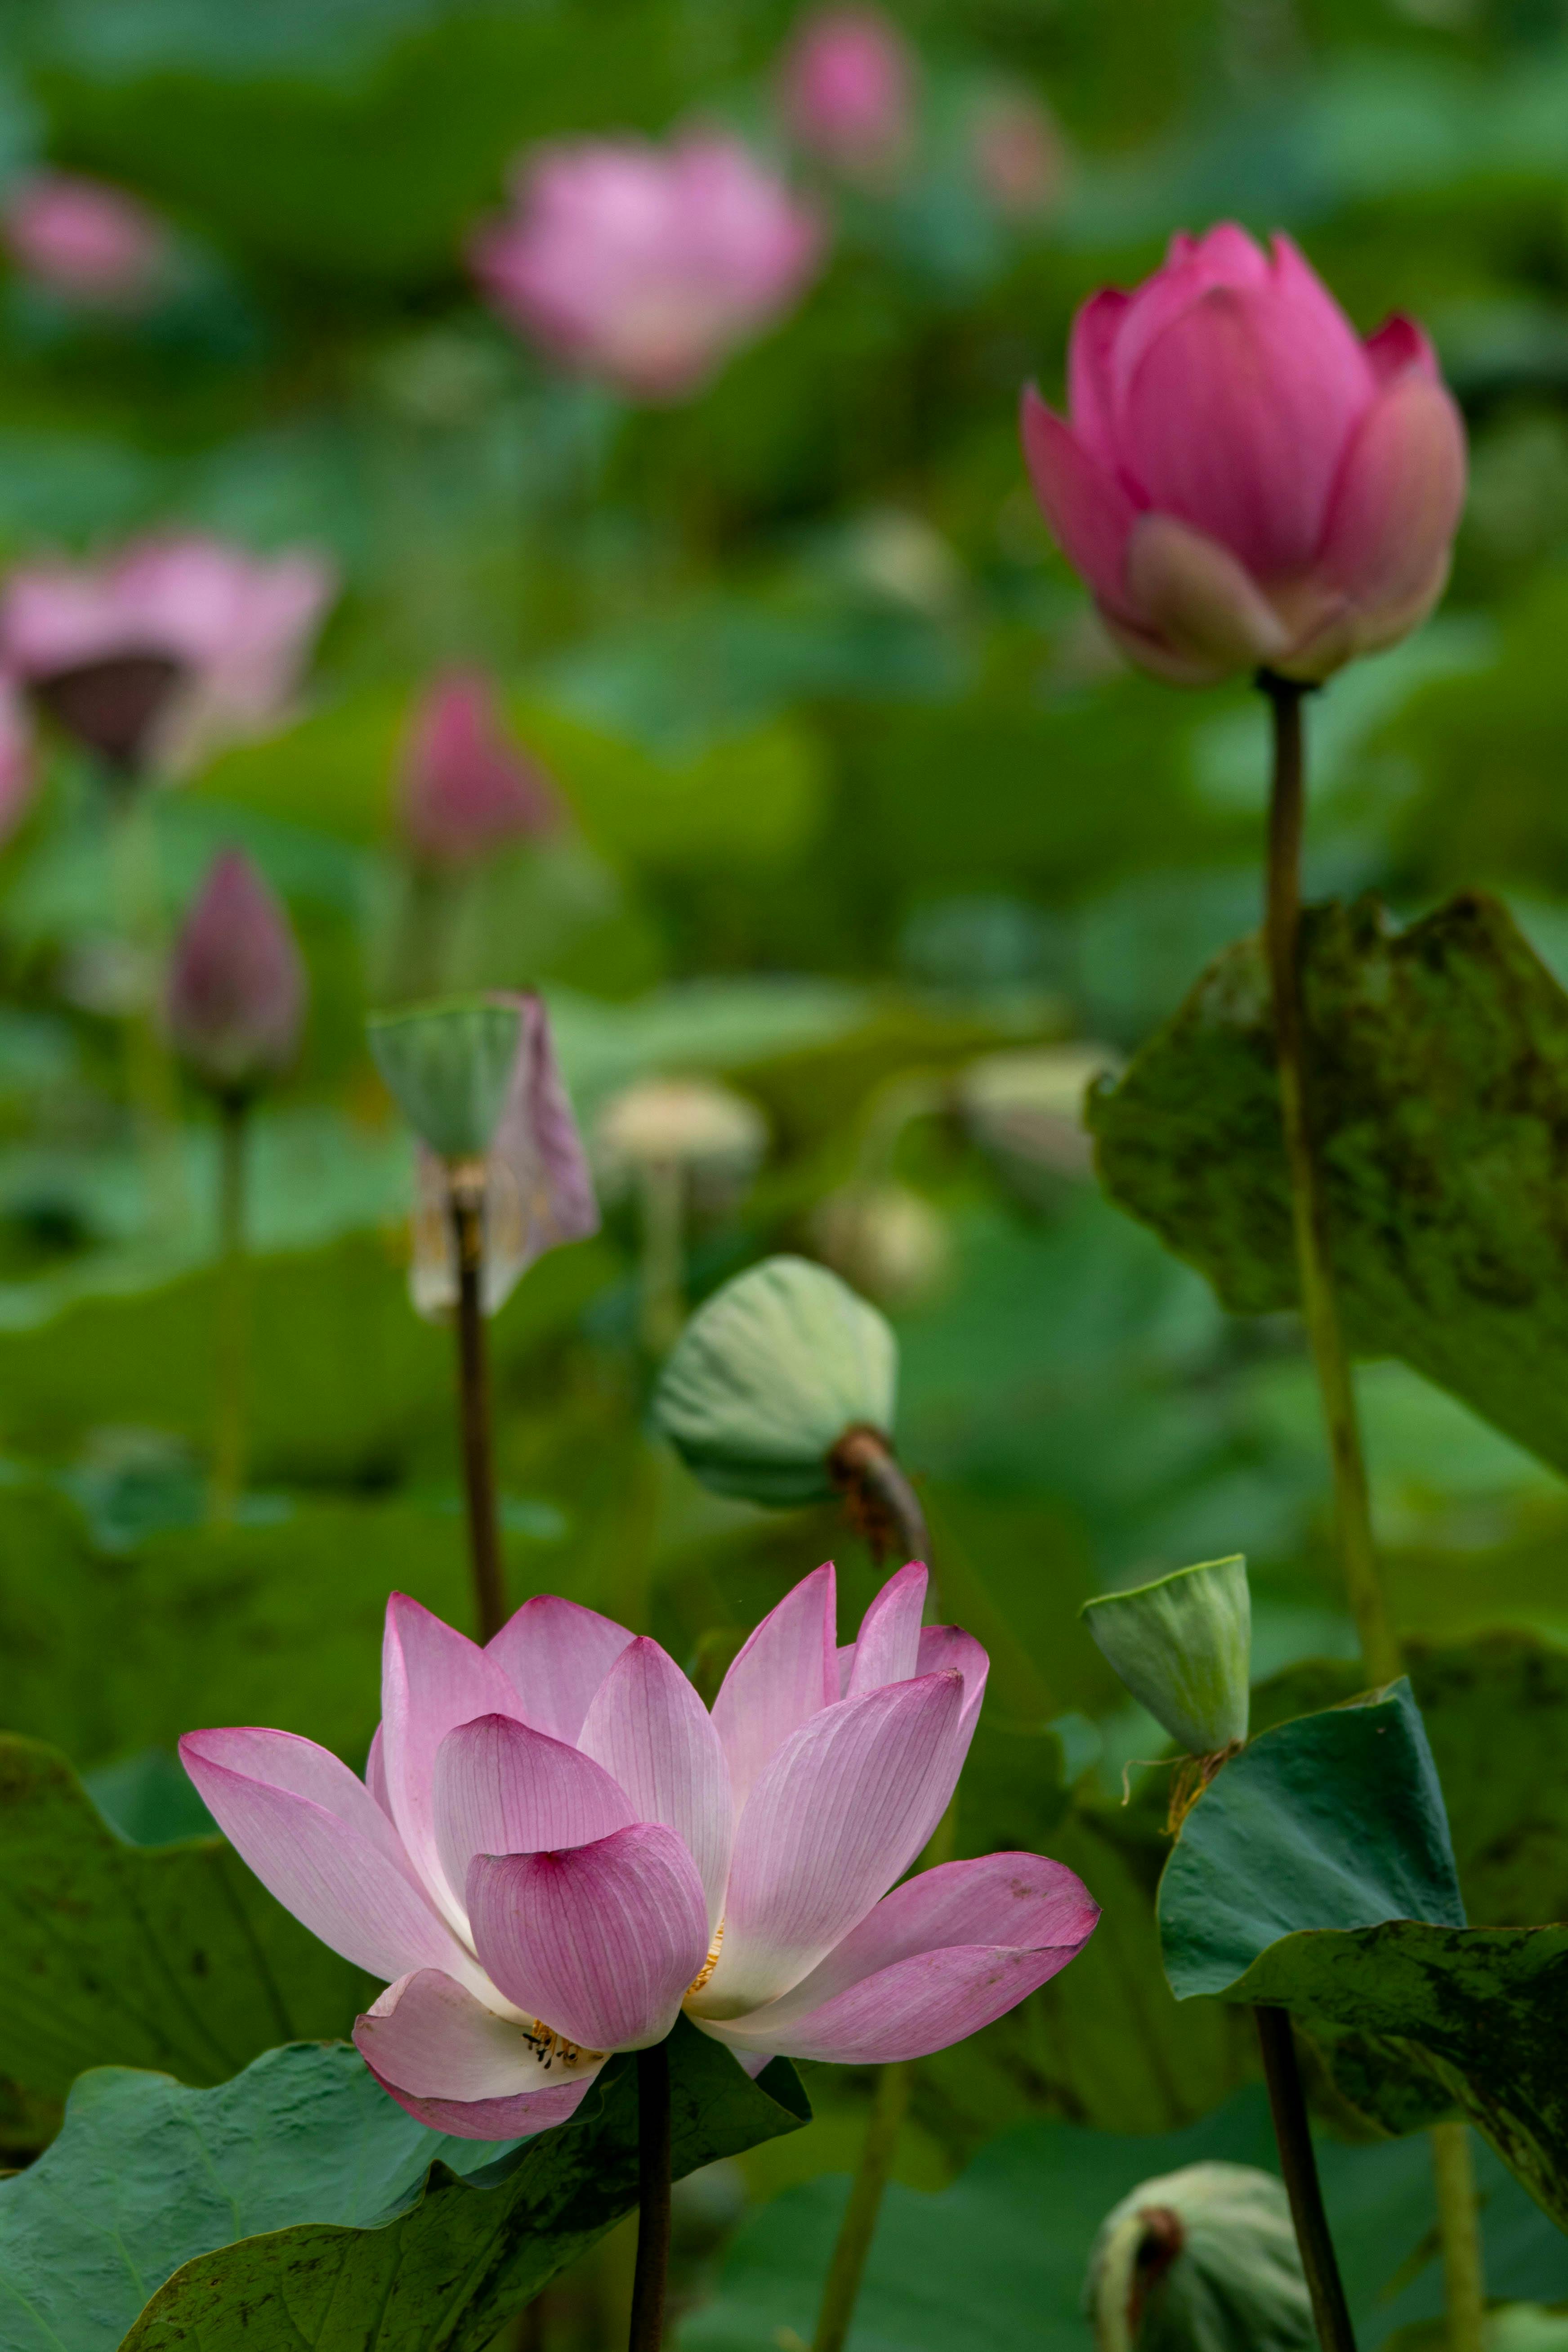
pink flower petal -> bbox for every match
[468,1823,710,2053]
[1066,287,1130,470]
[380,1595,530,1923]
[695,1670,965,2020]
[1109,222,1272,412]
[1019,389,1140,619]
[578,1637,733,1932]
[354,1967,602,2106]
[711,1561,838,1814]
[432,1714,635,1903]
[485,1593,634,1744]
[846,1562,928,1696]
[1310,371,1466,644]
[1124,513,1291,673]
[916,1624,990,1753]
[1363,312,1437,386]
[179,1728,465,1985]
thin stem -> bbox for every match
[827,1426,929,1570]
[448,1171,507,1642]
[628,2040,672,2352]
[1430,2120,1486,2352]
[210,1094,250,1526]
[1254,2007,1357,2352]
[812,2060,909,2352]
[1259,673,1399,1686]
[637,1159,685,1359]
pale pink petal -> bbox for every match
[468,1824,710,2053]
[835,1642,857,1697]
[366,1725,390,1816]
[1110,222,1272,411]
[1311,371,1466,629]
[485,1593,634,1744]
[433,1714,634,1901]
[1363,313,1437,386]
[1066,287,1130,470]
[846,1562,928,1696]
[694,1671,965,2019]
[179,1729,465,1984]
[373,2077,593,2140]
[380,1594,529,1922]
[1019,389,1141,619]
[353,1968,603,2112]
[578,1637,733,1932]
[711,1561,838,1814]
[1124,513,1291,672]
[916,1624,990,1753]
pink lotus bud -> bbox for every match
[0,532,336,776]
[0,681,37,847]
[970,90,1068,219]
[166,850,305,1096]
[1019,224,1467,684]
[470,134,823,402]
[400,672,559,865]
[180,1563,1097,2137]
[778,8,917,177]
[2,171,171,308]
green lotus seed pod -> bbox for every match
[367,997,522,1163]
[1085,2161,1312,2352]
[1081,1555,1250,1755]
[653,1255,897,1506]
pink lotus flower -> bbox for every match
[470,135,823,402]
[181,1563,1098,2139]
[400,672,559,866]
[2,171,171,308]
[1020,225,1467,684]
[166,850,306,1096]
[778,8,916,177]
[407,990,599,1320]
[0,533,336,774]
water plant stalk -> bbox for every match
[1430,2120,1487,2352]
[448,1162,507,1641]
[210,1092,250,1525]
[811,2058,910,2352]
[827,1425,928,1569]
[1254,2006,1357,2352]
[628,2039,672,2352]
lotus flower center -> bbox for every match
[521,2019,603,2071]
[686,1919,725,1999]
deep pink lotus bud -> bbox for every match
[2,171,170,307]
[470,134,823,402]
[181,1562,1097,2138]
[0,533,336,775]
[166,850,305,1096]
[971,91,1067,219]
[1019,225,1468,684]
[400,672,559,866]
[778,8,916,176]
[0,681,37,847]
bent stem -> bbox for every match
[1254,2007,1357,2352]
[812,2059,910,2352]
[1259,673,1398,1685]
[448,1163,507,1642]
[210,1093,250,1525]
[827,1426,929,1573]
[1430,2120,1486,2352]
[629,2039,672,2352]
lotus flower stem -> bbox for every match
[628,2039,672,2352]
[827,1426,928,1570]
[812,2058,910,2352]
[1430,2121,1486,2352]
[448,1166,507,1641]
[1259,673,1398,1686]
[637,1159,686,1359]
[1254,2006,1356,2352]
[210,1093,250,1525]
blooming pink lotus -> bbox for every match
[166,850,305,1096]
[2,171,170,308]
[778,8,916,177]
[182,1563,1097,2138]
[0,533,336,774]
[470,135,823,402]
[1020,225,1467,684]
[400,672,559,866]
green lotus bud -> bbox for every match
[367,997,522,1163]
[1085,2161,1311,2352]
[653,1255,897,1506]
[1081,1555,1250,1756]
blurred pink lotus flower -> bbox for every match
[971,90,1067,219]
[1020,224,1467,684]
[0,681,37,847]
[470,134,823,402]
[166,849,305,1096]
[401,672,559,866]
[2,170,171,308]
[409,989,598,1320]
[182,1562,1097,2139]
[0,533,336,775]
[778,8,916,177]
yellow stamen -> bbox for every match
[520,2020,604,2071]
[686,1918,725,1998]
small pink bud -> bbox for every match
[166,850,305,1096]
[399,672,559,866]
[2,171,171,308]
[778,8,917,176]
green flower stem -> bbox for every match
[1254,2006,1357,2352]
[448,1165,507,1642]
[637,1158,686,1359]
[209,1093,251,1527]
[1430,2121,1487,2352]
[1259,672,1399,1686]
[628,2039,672,2352]
[811,2057,910,2352]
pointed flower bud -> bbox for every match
[1081,1556,1251,1758]
[2,170,172,309]
[1085,2162,1311,2352]
[165,850,305,1097]
[368,996,524,1163]
[399,671,559,866]
[778,8,917,179]
[655,1254,897,1505]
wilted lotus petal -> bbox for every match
[808,1180,949,1309]
[400,671,560,866]
[166,850,306,1097]
[655,1254,898,1506]
[2,170,172,308]
[182,1565,1097,2137]
[594,1076,767,1209]
[402,992,600,1320]
[1085,2161,1312,2351]
[777,7,917,179]
[1082,1556,1251,1758]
